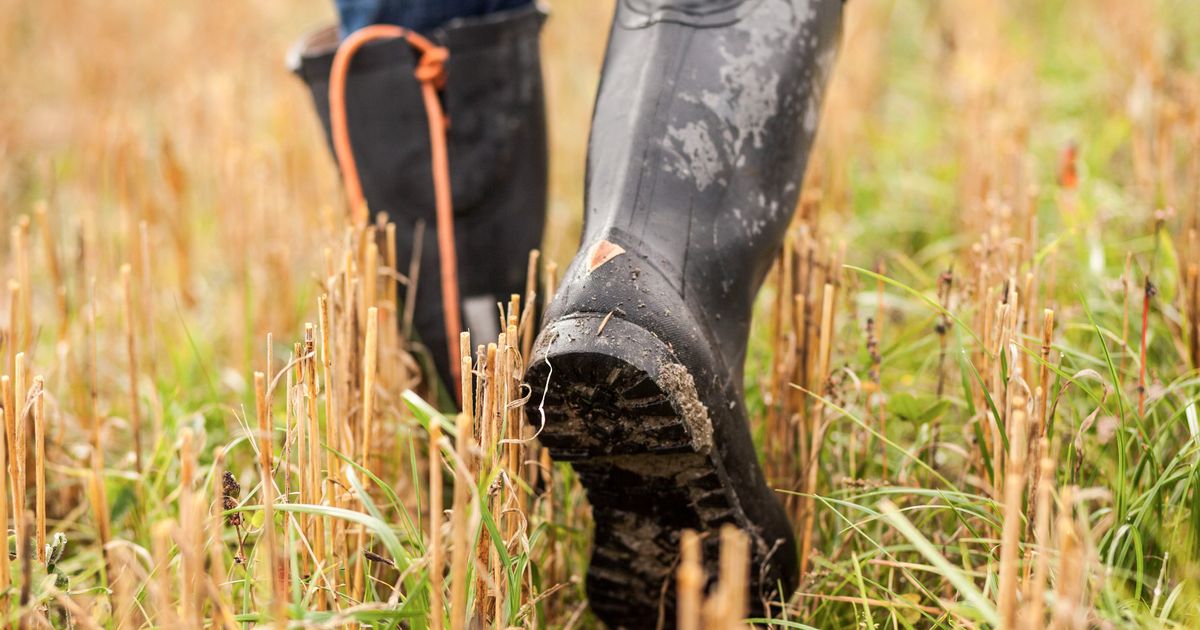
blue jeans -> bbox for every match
[336,0,533,36]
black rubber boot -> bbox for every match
[525,0,842,625]
[289,5,548,393]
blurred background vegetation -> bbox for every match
[3,0,1200,627]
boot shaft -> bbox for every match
[577,0,842,369]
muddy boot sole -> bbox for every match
[527,313,791,627]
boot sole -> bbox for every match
[527,314,775,627]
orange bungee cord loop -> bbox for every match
[328,25,462,397]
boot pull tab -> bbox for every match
[328,25,463,399]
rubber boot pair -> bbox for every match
[292,0,842,625]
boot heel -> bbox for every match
[528,313,757,624]
[527,313,714,462]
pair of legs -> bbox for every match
[333,0,530,34]
[295,0,843,624]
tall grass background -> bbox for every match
[2,0,1200,627]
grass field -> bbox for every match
[3,0,1200,627]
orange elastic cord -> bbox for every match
[329,25,463,399]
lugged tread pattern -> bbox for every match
[527,348,772,627]
[530,351,699,461]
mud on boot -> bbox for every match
[526,0,843,626]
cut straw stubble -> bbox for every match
[208,447,238,630]
[353,306,379,603]
[302,324,327,610]
[254,371,286,626]
[1025,455,1055,630]
[676,529,703,630]
[998,398,1028,628]
[12,352,26,563]
[34,375,45,565]
[317,293,346,596]
[121,264,143,474]
[429,419,445,630]
[178,428,200,628]
[0,376,8,599]
[449,331,474,630]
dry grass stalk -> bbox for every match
[486,335,506,619]
[207,447,238,629]
[317,295,338,481]
[522,251,540,360]
[0,377,9,598]
[34,202,68,341]
[354,306,380,602]
[519,256,542,519]
[1020,270,1035,376]
[468,350,487,614]
[385,224,398,306]
[1050,488,1085,630]
[990,300,1012,496]
[6,280,17,380]
[12,219,31,353]
[874,259,886,479]
[46,585,97,630]
[317,293,346,596]
[283,344,295,514]
[720,526,749,629]
[544,260,558,305]
[998,397,1028,628]
[676,529,704,630]
[505,310,524,537]
[502,311,522,607]
[10,353,25,561]
[1120,252,1133,370]
[1026,309,1055,536]
[137,220,159,383]
[292,342,309,582]
[767,237,796,483]
[254,370,287,625]
[799,282,836,577]
[361,307,379,472]
[382,223,400,387]
[1137,274,1153,417]
[450,332,474,630]
[303,324,327,610]
[1187,261,1200,368]
[17,510,31,616]
[1024,455,1055,630]
[112,546,142,630]
[178,428,201,628]
[449,409,473,630]
[762,222,829,498]
[33,375,45,565]
[403,223,424,339]
[87,461,112,579]
[364,242,379,331]
[338,246,356,457]
[151,519,180,627]
[121,264,143,473]
[1034,309,1055,442]
[703,525,750,629]
[930,268,954,464]
[429,418,445,630]
[478,339,501,621]
[538,444,557,604]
